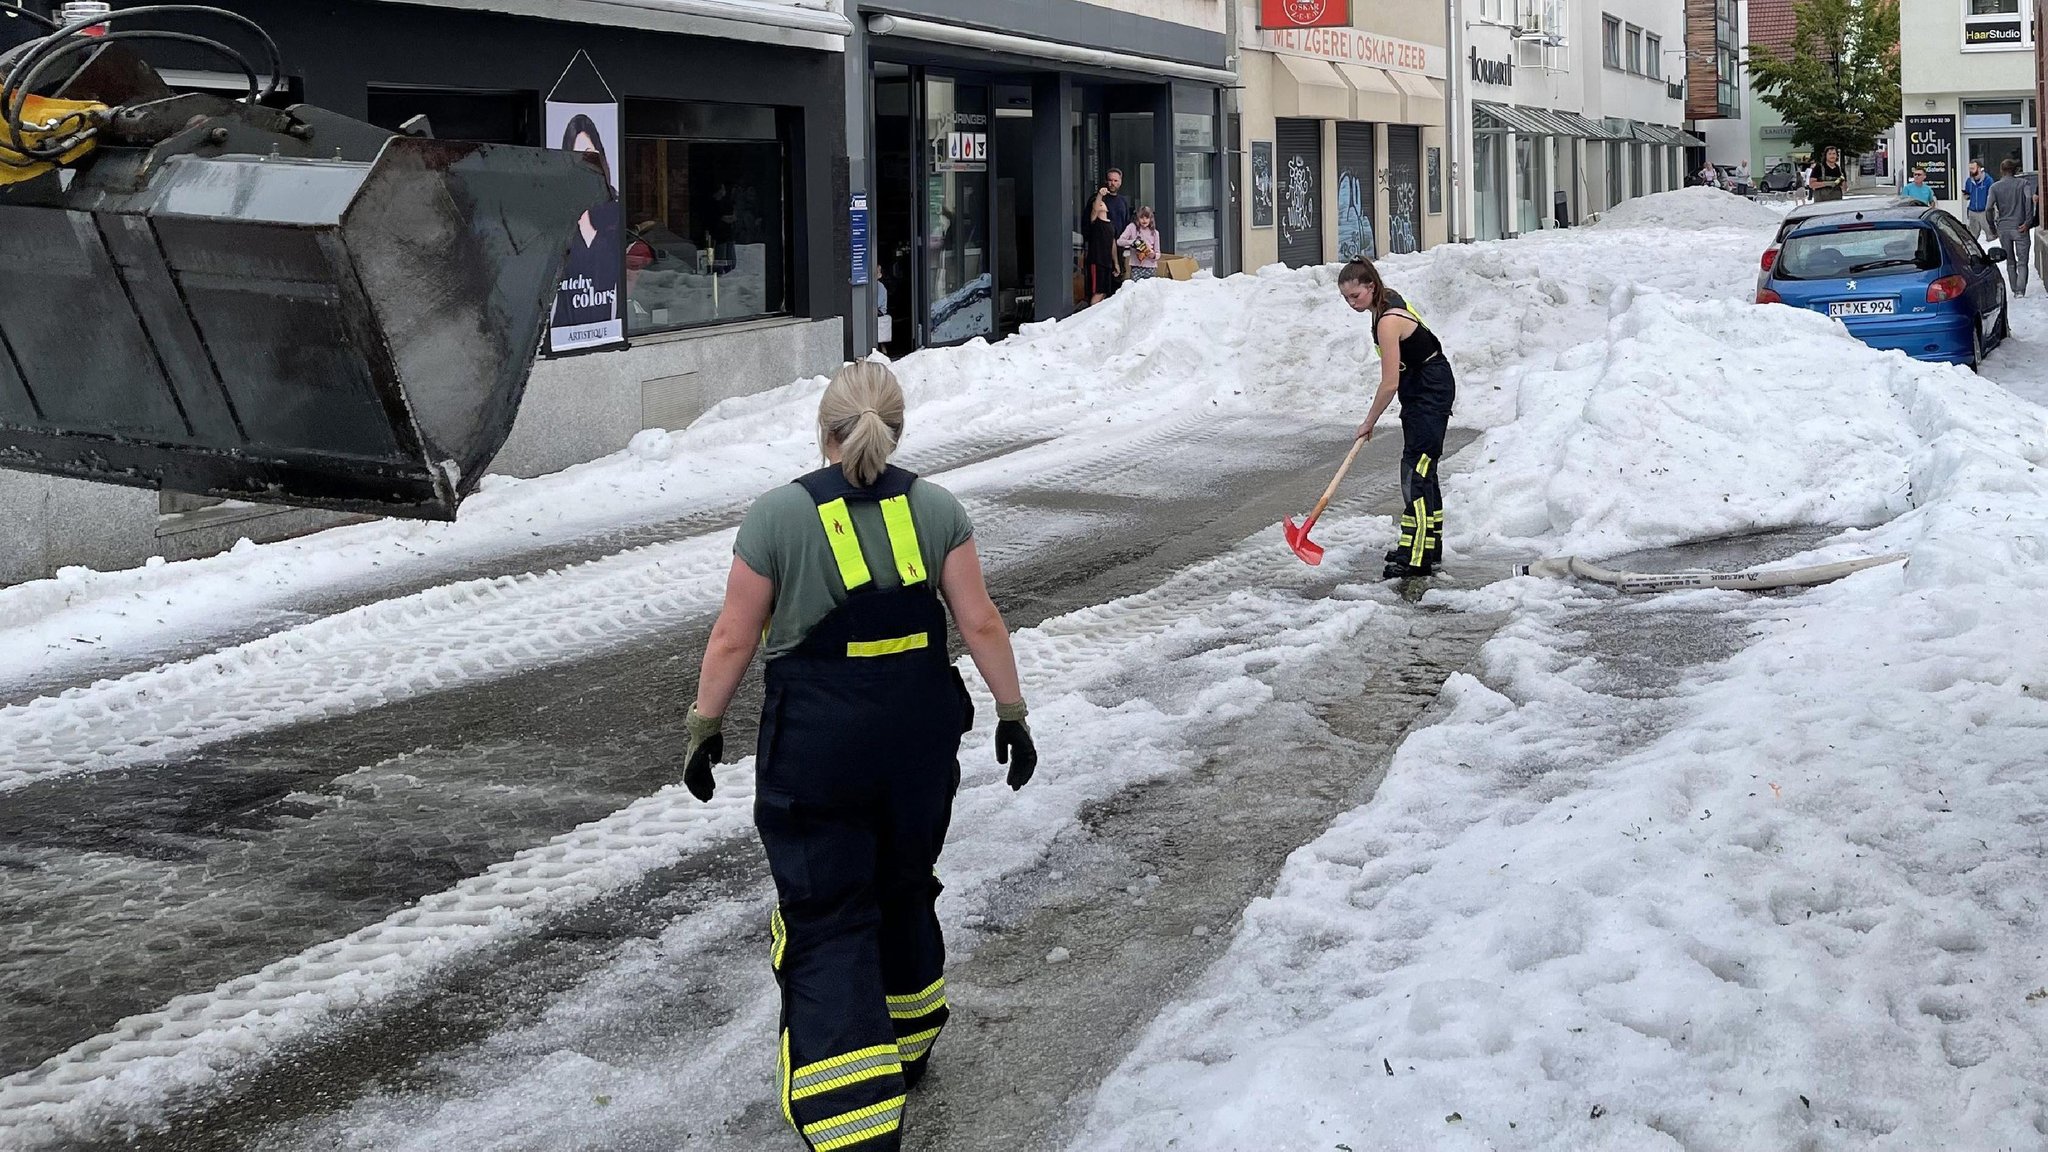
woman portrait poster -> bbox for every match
[547,103,627,353]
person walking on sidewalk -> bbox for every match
[1338,258,1456,580]
[1964,159,1996,238]
[1118,206,1162,281]
[1988,158,2037,297]
[683,361,1038,1152]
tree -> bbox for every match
[1747,0,1901,161]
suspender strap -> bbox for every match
[879,496,927,586]
[816,498,873,591]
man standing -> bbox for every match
[1963,159,1996,238]
[1903,167,1935,206]
[1099,168,1133,244]
[1988,158,2037,296]
[1809,146,1848,202]
[1736,158,1753,194]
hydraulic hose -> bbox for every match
[1513,553,1906,594]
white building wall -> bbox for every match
[1902,0,2039,215]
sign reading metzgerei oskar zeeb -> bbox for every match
[546,50,628,356]
[1905,114,1957,201]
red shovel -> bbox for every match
[1283,434,1368,566]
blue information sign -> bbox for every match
[849,193,870,286]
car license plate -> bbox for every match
[1828,299,1896,317]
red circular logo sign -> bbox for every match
[1283,0,1329,23]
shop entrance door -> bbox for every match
[1335,121,1376,260]
[1275,117,1323,267]
[1387,125,1422,253]
[924,75,994,346]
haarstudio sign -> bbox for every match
[1259,0,1351,30]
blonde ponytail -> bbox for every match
[817,361,905,488]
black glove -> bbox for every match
[995,701,1036,791]
[684,707,724,803]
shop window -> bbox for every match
[1963,0,2034,50]
[1963,98,2037,175]
[620,100,792,335]
[1645,34,1661,79]
[1602,15,1622,69]
[1606,137,1625,206]
[1175,110,1219,256]
[366,87,538,145]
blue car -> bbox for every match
[1756,204,2010,368]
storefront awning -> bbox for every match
[1389,70,1445,126]
[375,0,853,38]
[1473,101,1549,135]
[1632,124,1705,147]
[1273,52,1352,120]
[866,14,1237,85]
[1334,63,1402,125]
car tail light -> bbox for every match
[1756,288,1782,305]
[1761,247,1779,272]
[1927,275,1968,303]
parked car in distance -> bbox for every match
[1755,204,2010,368]
[1759,162,1802,193]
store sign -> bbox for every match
[1258,0,1350,29]
[1963,18,2024,47]
[849,193,869,287]
[1905,114,1956,200]
[1470,48,1513,86]
[1252,25,1444,77]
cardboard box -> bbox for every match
[1157,254,1198,281]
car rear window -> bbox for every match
[1777,227,1940,281]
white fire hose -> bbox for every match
[1514,553,1907,594]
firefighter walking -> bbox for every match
[1338,258,1456,579]
[682,361,1037,1150]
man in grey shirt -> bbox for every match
[1987,158,2037,296]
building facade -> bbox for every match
[1235,1,1453,266]
[1448,0,1702,243]
[847,0,1233,354]
[1903,0,2039,213]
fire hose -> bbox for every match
[1514,553,1906,594]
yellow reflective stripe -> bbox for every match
[1411,499,1429,566]
[886,977,946,1019]
[816,498,872,590]
[779,1030,796,1129]
[878,495,926,586]
[804,1095,906,1150]
[1405,302,1426,326]
[771,907,787,971]
[791,1046,903,1100]
[1415,453,1432,478]
[793,1043,901,1084]
[846,633,929,659]
[897,1025,943,1062]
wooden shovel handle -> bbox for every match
[1301,434,1368,532]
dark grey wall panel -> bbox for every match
[866,0,1229,68]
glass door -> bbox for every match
[924,75,994,345]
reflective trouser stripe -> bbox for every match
[790,1044,904,1101]
[804,1095,906,1151]
[1415,453,1432,478]
[770,907,788,971]
[878,495,926,586]
[897,1025,942,1064]
[779,1030,797,1128]
[846,632,930,658]
[886,977,946,1020]
[1411,498,1429,566]
[817,498,872,590]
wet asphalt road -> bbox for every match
[3,420,1477,1146]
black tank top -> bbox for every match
[1372,289,1443,370]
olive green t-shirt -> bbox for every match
[736,474,975,659]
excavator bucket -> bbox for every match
[0,52,606,519]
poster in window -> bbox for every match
[1427,147,1443,215]
[546,51,627,356]
[1251,141,1275,229]
[1905,115,1956,200]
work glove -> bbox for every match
[995,700,1037,791]
[683,706,724,803]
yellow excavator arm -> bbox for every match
[0,94,106,185]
